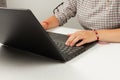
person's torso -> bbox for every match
[76,0,120,29]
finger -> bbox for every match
[65,35,77,46]
[76,40,86,47]
[70,36,82,47]
[67,34,72,37]
[41,23,47,29]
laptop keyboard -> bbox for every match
[55,41,84,55]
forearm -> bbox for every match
[97,29,120,42]
[41,15,59,29]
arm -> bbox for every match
[97,29,120,42]
[41,0,77,30]
[66,29,120,47]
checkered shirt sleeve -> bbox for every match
[53,0,77,26]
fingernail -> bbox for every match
[76,44,79,47]
[65,42,68,45]
[65,42,69,46]
[70,44,73,47]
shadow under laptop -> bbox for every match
[0,45,59,66]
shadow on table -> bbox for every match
[0,45,59,66]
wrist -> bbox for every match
[93,29,99,41]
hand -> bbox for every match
[40,22,48,30]
[65,30,97,47]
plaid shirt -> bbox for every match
[53,0,120,30]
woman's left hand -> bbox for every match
[65,30,97,47]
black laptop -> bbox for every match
[0,8,96,62]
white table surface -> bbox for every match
[0,27,120,80]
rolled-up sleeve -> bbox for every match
[53,0,77,26]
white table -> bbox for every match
[0,27,120,80]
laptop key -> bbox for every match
[55,41,84,55]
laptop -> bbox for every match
[0,8,96,62]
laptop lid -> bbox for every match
[0,8,64,61]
